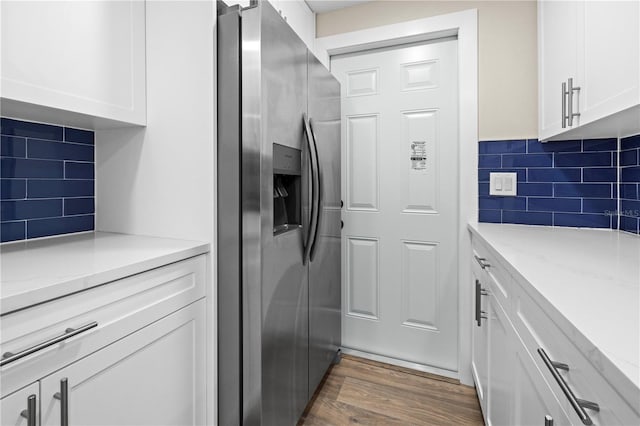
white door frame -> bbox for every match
[315,9,478,386]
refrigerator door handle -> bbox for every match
[303,113,319,265]
[308,118,322,262]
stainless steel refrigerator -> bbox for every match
[217,1,341,425]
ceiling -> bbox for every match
[304,0,373,14]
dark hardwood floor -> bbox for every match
[299,355,485,426]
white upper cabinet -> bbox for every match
[538,0,640,141]
[538,0,580,139]
[580,1,639,125]
[0,0,146,127]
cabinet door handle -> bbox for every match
[475,279,489,326]
[567,77,581,127]
[537,348,599,425]
[474,255,490,269]
[545,415,554,426]
[1,321,98,367]
[475,280,482,326]
[561,81,568,128]
[19,394,37,426]
[54,377,69,426]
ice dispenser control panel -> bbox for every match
[273,143,301,235]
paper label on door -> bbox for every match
[410,141,427,171]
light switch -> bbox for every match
[490,172,517,196]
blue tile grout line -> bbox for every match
[1,117,95,243]
[478,135,640,234]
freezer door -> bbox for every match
[217,7,242,426]
[307,53,342,397]
[242,3,311,426]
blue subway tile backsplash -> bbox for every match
[0,118,94,243]
[479,137,621,231]
[620,134,640,235]
[1,118,63,140]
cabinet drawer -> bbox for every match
[472,238,512,313]
[0,255,206,398]
[512,282,640,426]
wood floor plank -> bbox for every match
[340,354,460,384]
[330,358,480,402]
[300,355,484,426]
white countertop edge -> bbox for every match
[1,234,210,315]
[467,222,640,407]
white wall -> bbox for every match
[95,0,216,423]
[316,0,538,140]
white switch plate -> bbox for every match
[490,172,517,196]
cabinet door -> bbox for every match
[580,0,640,124]
[513,339,572,426]
[471,272,489,415]
[487,296,513,426]
[0,0,146,125]
[40,300,205,426]
[538,0,580,140]
[1,383,39,426]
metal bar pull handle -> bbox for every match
[545,415,554,426]
[567,77,581,127]
[19,394,37,426]
[1,321,98,367]
[537,348,599,425]
[54,378,69,426]
[302,114,319,265]
[561,81,568,128]
[474,255,490,269]
[475,280,481,326]
[475,280,489,326]
[308,117,322,262]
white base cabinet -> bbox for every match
[0,255,206,426]
[471,234,640,426]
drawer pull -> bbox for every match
[1,321,98,367]
[474,255,491,269]
[537,348,600,425]
[19,394,37,426]
[53,378,69,426]
[475,280,489,326]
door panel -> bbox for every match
[308,53,341,397]
[400,241,438,330]
[332,39,459,370]
[346,114,379,211]
[346,237,379,319]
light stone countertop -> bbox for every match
[468,222,640,403]
[0,232,210,315]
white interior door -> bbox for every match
[332,39,459,371]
